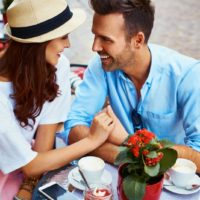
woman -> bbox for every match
[0,0,115,199]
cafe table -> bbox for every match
[32,163,200,200]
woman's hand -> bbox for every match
[88,112,114,146]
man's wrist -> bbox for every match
[121,135,129,146]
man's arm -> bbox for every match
[68,105,129,163]
[68,125,119,163]
[174,64,200,173]
[173,145,200,173]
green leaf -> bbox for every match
[123,175,146,200]
[114,147,130,166]
[146,151,157,158]
[159,148,177,173]
[149,138,158,145]
[127,163,141,173]
[145,163,160,177]
[159,139,174,148]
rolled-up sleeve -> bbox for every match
[178,62,200,151]
[63,55,108,143]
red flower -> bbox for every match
[128,135,139,145]
[131,146,140,157]
[142,149,149,156]
[144,152,164,166]
[136,129,155,144]
[126,129,159,158]
[127,129,156,158]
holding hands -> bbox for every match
[104,105,129,145]
[88,111,114,145]
[89,105,128,147]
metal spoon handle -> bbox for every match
[78,169,91,189]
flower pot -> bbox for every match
[117,165,164,200]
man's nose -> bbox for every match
[92,37,103,52]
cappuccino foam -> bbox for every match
[172,165,194,173]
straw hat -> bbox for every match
[4,0,86,43]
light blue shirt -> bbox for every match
[64,44,200,151]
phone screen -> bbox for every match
[42,183,66,199]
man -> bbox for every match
[64,0,200,171]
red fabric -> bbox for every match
[71,67,86,79]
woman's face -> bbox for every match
[46,35,70,65]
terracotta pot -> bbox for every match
[117,165,164,200]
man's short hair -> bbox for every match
[90,0,155,43]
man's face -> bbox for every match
[92,13,134,72]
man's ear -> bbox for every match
[130,32,145,49]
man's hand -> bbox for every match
[68,106,128,163]
[104,105,129,145]
[173,145,200,173]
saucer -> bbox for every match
[163,174,200,195]
[68,167,112,190]
[58,192,79,200]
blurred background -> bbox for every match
[0,0,199,147]
[66,0,200,64]
[0,0,199,63]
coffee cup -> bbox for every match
[78,156,105,185]
[168,158,197,188]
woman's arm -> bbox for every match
[21,112,114,177]
[16,123,60,199]
[33,123,60,151]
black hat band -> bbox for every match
[10,6,73,39]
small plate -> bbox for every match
[57,192,79,200]
[68,167,112,190]
[163,174,200,195]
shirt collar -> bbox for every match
[145,44,161,86]
[118,70,127,81]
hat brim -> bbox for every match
[4,8,86,43]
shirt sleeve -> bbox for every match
[63,55,108,142]
[0,98,37,174]
[178,62,200,152]
[39,54,71,124]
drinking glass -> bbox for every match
[84,183,113,200]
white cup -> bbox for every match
[168,158,197,187]
[78,156,105,185]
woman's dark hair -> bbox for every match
[0,40,59,128]
[89,0,155,43]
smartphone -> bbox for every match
[38,182,78,200]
